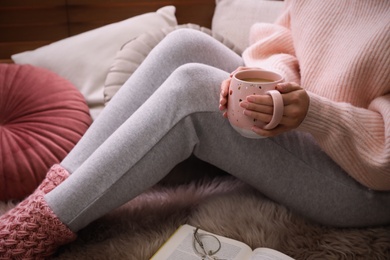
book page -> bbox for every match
[250,248,295,260]
[151,224,253,260]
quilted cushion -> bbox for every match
[103,24,240,105]
[0,64,92,200]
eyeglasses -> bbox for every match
[192,227,225,260]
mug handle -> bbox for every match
[262,90,284,130]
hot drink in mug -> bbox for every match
[227,69,284,139]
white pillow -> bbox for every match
[12,6,177,120]
[212,0,285,54]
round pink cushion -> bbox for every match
[0,64,92,200]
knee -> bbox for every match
[172,63,219,91]
[164,63,224,104]
[175,63,213,80]
[165,28,206,43]
[163,29,212,53]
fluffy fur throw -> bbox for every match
[1,174,389,259]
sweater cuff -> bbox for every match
[296,93,329,134]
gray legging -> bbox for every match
[45,29,390,231]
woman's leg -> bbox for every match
[61,28,243,173]
[0,29,243,259]
[46,63,390,232]
[197,128,390,228]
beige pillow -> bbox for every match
[12,6,177,120]
[104,24,240,105]
[212,0,285,54]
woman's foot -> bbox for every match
[0,165,77,259]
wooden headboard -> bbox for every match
[0,0,216,63]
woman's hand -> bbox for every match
[219,78,230,118]
[219,67,254,117]
[240,82,310,137]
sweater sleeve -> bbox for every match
[299,92,390,190]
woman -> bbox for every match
[1,0,389,258]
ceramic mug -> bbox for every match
[227,69,284,139]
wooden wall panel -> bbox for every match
[66,0,214,35]
[0,0,215,63]
[0,0,68,62]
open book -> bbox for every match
[151,224,295,260]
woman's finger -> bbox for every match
[219,78,232,112]
[245,94,274,106]
[240,100,274,115]
[276,82,301,93]
[220,78,230,96]
[243,109,274,124]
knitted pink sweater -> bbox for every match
[242,0,390,190]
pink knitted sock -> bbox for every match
[38,164,71,194]
[0,164,77,259]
